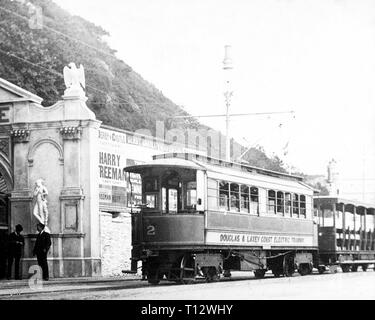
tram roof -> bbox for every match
[314,196,375,209]
[125,152,307,182]
[124,157,206,173]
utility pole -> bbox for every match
[223,45,233,162]
[169,45,295,163]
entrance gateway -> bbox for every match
[0,64,192,278]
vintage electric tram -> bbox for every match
[125,153,319,284]
[314,197,375,273]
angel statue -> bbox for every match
[32,179,50,233]
[63,62,86,96]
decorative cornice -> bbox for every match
[60,126,82,140]
[10,129,30,143]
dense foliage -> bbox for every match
[0,0,289,173]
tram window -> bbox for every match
[366,213,375,232]
[185,181,197,210]
[300,195,306,218]
[313,207,319,224]
[285,193,291,216]
[162,187,167,213]
[336,207,343,229]
[354,211,361,231]
[268,190,276,214]
[240,185,250,213]
[219,182,229,210]
[250,187,258,202]
[143,177,160,211]
[144,178,158,192]
[230,184,240,212]
[276,191,284,215]
[292,194,299,217]
[160,170,181,214]
[207,179,218,210]
[323,209,334,227]
[168,189,178,214]
[145,194,157,209]
[250,187,259,215]
[345,211,354,230]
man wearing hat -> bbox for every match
[7,224,24,280]
[33,223,51,281]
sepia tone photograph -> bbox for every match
[0,0,374,307]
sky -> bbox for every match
[53,0,375,202]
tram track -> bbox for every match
[0,270,354,299]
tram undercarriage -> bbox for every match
[139,249,317,284]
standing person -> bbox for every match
[33,223,51,281]
[7,224,24,280]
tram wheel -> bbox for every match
[179,254,196,284]
[283,254,295,277]
[203,267,219,282]
[318,266,326,274]
[351,265,358,272]
[272,270,282,278]
[341,265,350,273]
[147,268,161,284]
[254,269,266,279]
[361,264,368,272]
[298,264,311,276]
[223,270,232,278]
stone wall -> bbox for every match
[100,211,132,276]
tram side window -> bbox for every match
[219,182,229,211]
[168,189,178,214]
[162,187,167,212]
[230,183,240,212]
[268,190,276,214]
[250,187,259,215]
[207,179,219,210]
[185,181,197,211]
[300,195,306,218]
[277,191,284,215]
[285,193,291,216]
[366,213,375,232]
[345,211,355,230]
[241,185,250,213]
[292,194,299,217]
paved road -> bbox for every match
[3,270,375,300]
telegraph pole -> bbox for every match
[223,45,233,162]
[169,45,295,163]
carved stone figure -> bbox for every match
[63,62,85,96]
[33,179,50,233]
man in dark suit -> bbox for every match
[33,223,51,281]
[7,224,24,280]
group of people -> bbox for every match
[0,223,51,281]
